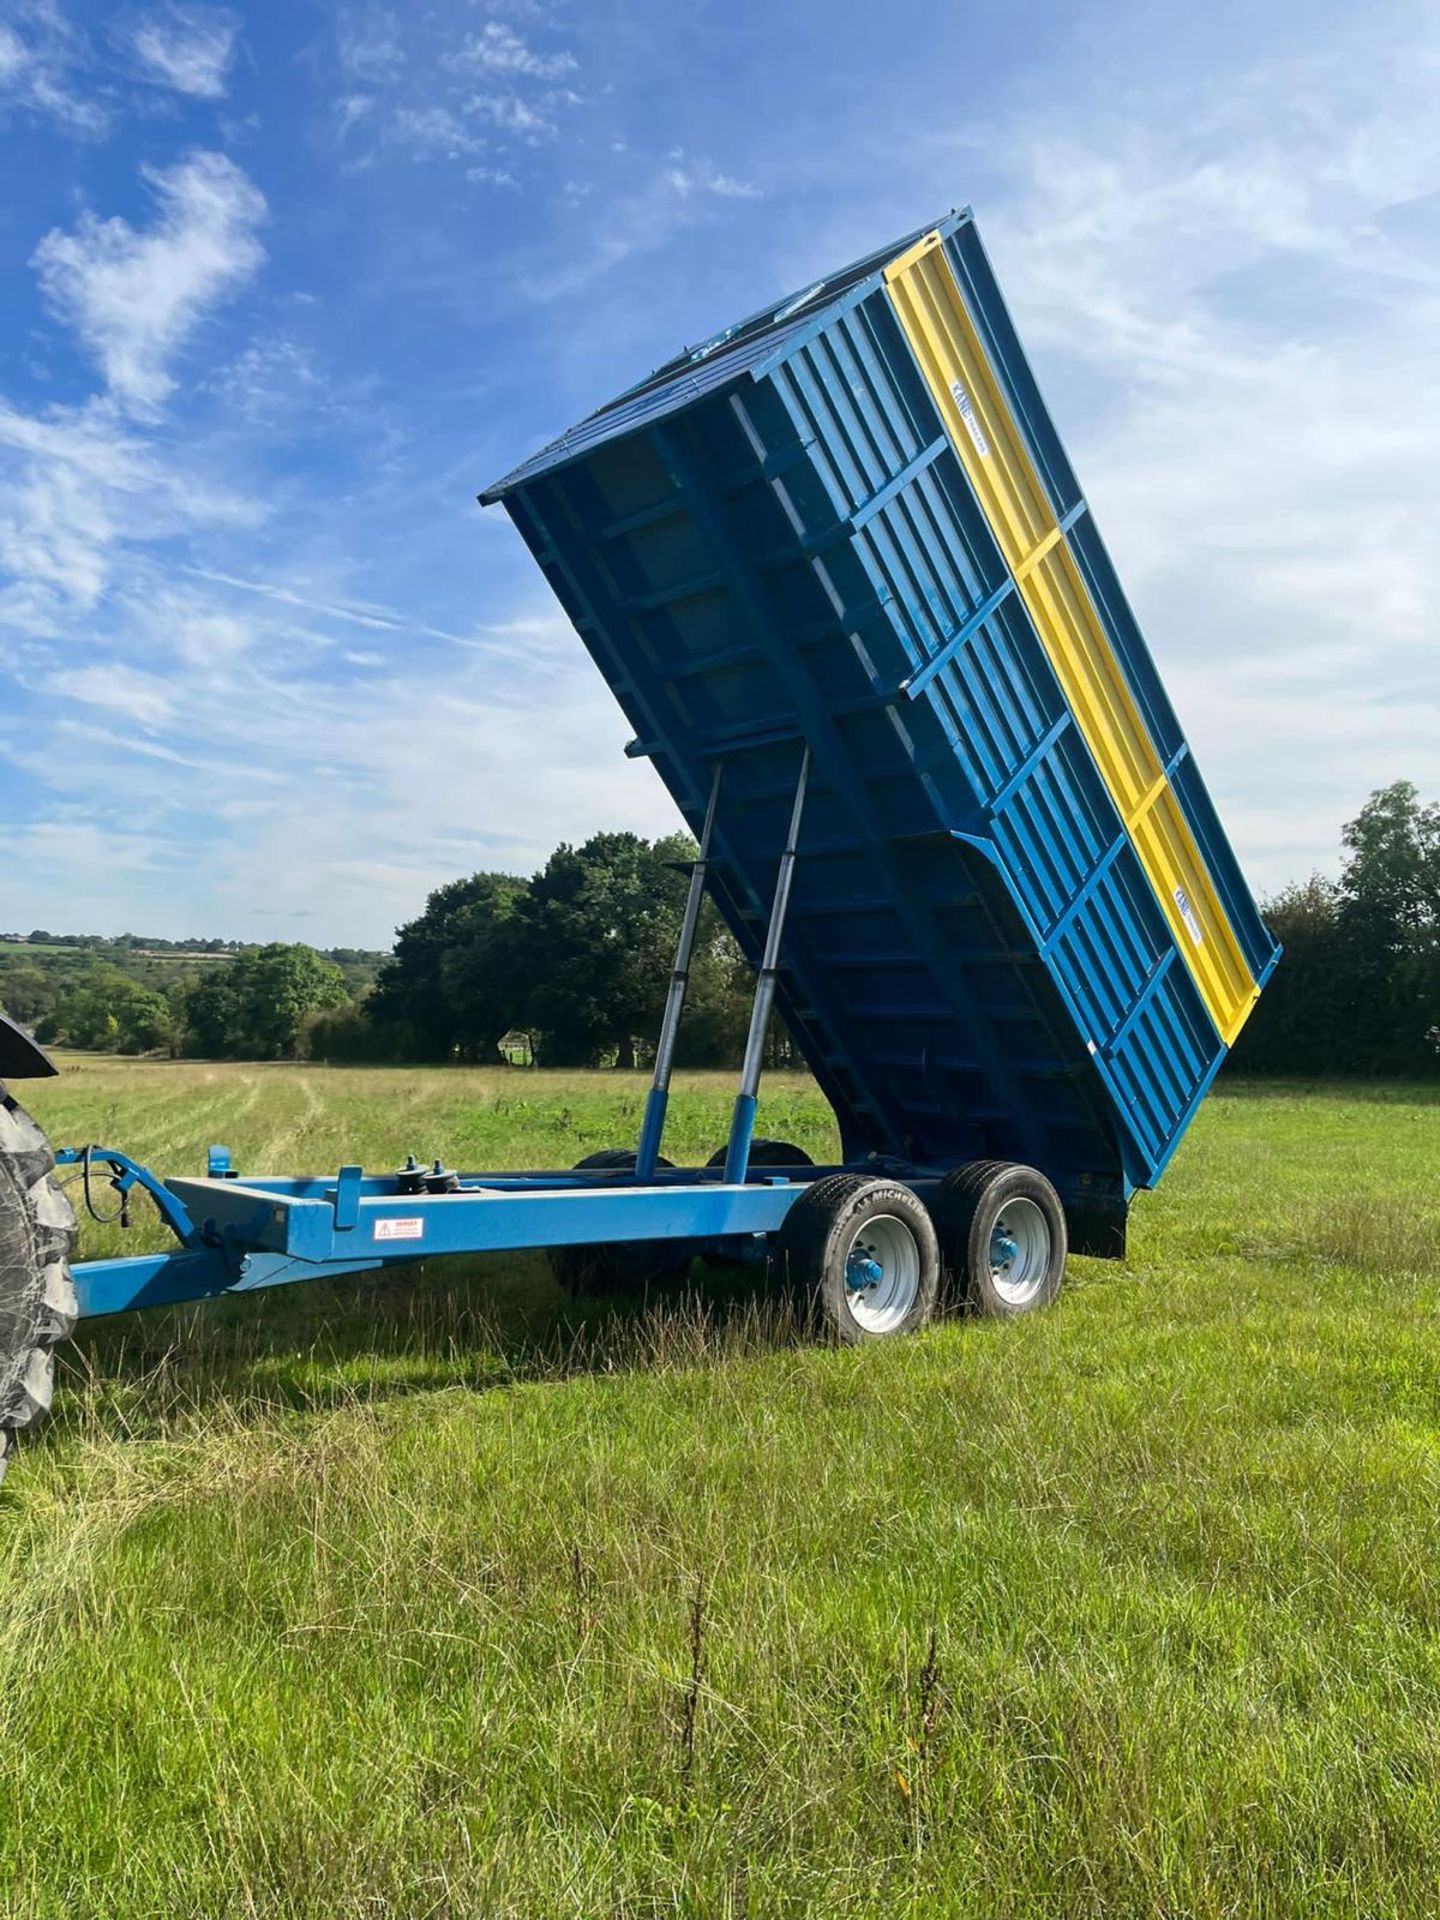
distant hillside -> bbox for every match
[0,935,391,1055]
[1,931,387,971]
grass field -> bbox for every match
[3,1059,1440,1918]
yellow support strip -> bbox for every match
[884,235,1257,1046]
[1011,523,1064,583]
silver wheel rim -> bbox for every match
[988,1196,1052,1307]
[843,1214,921,1334]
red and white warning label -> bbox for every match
[374,1217,425,1242]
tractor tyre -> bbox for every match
[0,1090,77,1489]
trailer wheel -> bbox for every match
[776,1173,939,1344]
[933,1160,1066,1317]
[547,1150,695,1298]
[0,1090,77,1488]
[705,1139,814,1171]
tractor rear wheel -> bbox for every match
[547,1149,696,1298]
[0,1090,77,1488]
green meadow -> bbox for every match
[3,1058,1439,1918]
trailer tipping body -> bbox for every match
[482,208,1280,1235]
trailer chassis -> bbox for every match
[58,750,948,1327]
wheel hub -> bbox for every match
[845,1243,885,1294]
[990,1227,1020,1272]
[987,1199,1052,1307]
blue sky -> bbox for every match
[0,0,1436,946]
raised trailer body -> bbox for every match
[480,209,1280,1242]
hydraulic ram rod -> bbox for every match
[634,762,724,1178]
[723,747,810,1186]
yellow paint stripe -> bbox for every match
[885,236,1257,1047]
[1011,523,1064,583]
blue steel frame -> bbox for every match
[66,1153,895,1321]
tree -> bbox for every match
[1332,781,1440,1074]
[1232,781,1440,1077]
[227,945,350,1059]
[0,963,51,1027]
[182,967,239,1058]
[179,945,350,1059]
[1229,877,1343,1074]
[516,833,695,1067]
[35,965,173,1054]
[369,872,530,1061]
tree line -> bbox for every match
[0,942,380,1060]
[3,781,1435,1076]
[1234,781,1439,1075]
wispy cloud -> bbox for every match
[391,103,484,160]
[464,88,566,139]
[335,3,580,175]
[520,151,763,299]
[0,394,260,642]
[458,22,576,81]
[0,1,108,135]
[48,660,175,729]
[32,150,266,411]
[129,4,240,99]
[663,152,760,200]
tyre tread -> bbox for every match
[0,1089,77,1487]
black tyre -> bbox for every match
[0,1090,77,1488]
[931,1159,1066,1317]
[547,1150,695,1298]
[776,1173,939,1345]
[705,1139,814,1172]
[701,1142,813,1269]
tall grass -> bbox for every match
[2,1062,1438,1918]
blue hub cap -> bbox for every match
[990,1228,1020,1272]
[845,1245,885,1294]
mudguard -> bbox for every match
[0,1013,56,1081]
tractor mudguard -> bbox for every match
[0,1014,56,1082]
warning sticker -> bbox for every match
[375,1217,424,1243]
[949,380,990,458]
[1173,887,1205,947]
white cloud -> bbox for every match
[0,391,261,637]
[0,4,108,135]
[336,5,403,83]
[130,4,240,99]
[392,103,484,160]
[663,153,760,200]
[47,661,175,729]
[0,23,26,81]
[32,150,267,411]
[458,22,575,80]
[465,88,557,139]
[520,154,764,299]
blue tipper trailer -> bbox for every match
[0,208,1279,1480]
